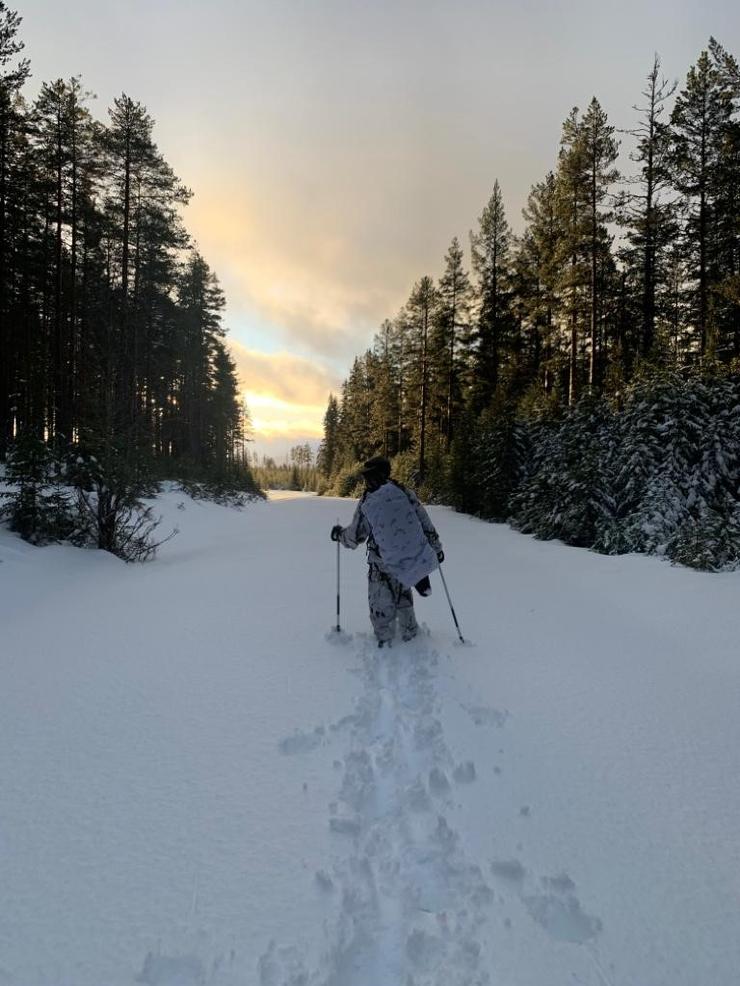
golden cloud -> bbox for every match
[227,341,342,442]
[227,341,342,407]
[188,177,413,360]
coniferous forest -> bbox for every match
[0,4,259,558]
[318,41,740,571]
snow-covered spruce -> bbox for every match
[466,372,740,572]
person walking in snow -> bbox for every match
[330,456,444,648]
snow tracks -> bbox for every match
[262,635,493,986]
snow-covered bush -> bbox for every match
[473,408,530,521]
[512,398,619,547]
[509,373,740,570]
[0,435,77,545]
[72,449,176,562]
[602,373,740,568]
[325,462,364,498]
[179,472,264,507]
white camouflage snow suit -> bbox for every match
[337,480,442,644]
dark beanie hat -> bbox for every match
[360,455,391,481]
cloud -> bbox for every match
[227,341,342,446]
[228,341,342,407]
[187,171,433,363]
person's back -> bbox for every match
[331,456,444,646]
[361,480,439,589]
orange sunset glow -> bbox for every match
[17,0,740,456]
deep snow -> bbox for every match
[1,489,739,985]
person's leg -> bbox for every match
[368,564,397,644]
[397,585,419,641]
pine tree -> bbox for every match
[317,393,339,476]
[707,38,740,362]
[336,356,372,466]
[404,275,436,479]
[555,109,591,404]
[102,93,191,449]
[176,251,226,469]
[620,56,678,363]
[369,320,400,456]
[31,77,98,446]
[580,98,619,389]
[519,172,564,395]
[671,47,734,358]
[470,180,513,411]
[0,1,29,455]
[433,237,471,450]
[208,340,242,478]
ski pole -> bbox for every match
[438,565,465,644]
[335,518,341,633]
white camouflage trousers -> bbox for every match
[368,563,419,643]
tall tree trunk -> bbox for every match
[53,105,64,443]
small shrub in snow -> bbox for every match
[178,476,265,507]
[72,449,176,563]
[668,507,740,571]
[0,435,77,545]
[325,462,364,498]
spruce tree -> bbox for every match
[620,56,677,363]
[580,98,619,389]
[520,172,564,395]
[0,1,29,455]
[317,394,340,477]
[404,275,436,479]
[555,109,590,404]
[369,320,401,456]
[434,237,471,450]
[470,180,513,412]
[671,48,733,358]
[707,39,740,362]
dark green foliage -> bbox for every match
[178,466,264,507]
[447,408,480,515]
[0,6,260,557]
[512,399,618,547]
[0,434,75,544]
[71,446,174,561]
[332,463,364,498]
[317,395,340,477]
[315,38,740,570]
[511,374,740,569]
[474,406,530,521]
[669,508,740,571]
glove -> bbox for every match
[436,549,445,563]
[330,524,343,542]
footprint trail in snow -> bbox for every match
[262,636,493,986]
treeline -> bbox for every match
[0,4,259,556]
[318,41,740,570]
[251,444,321,492]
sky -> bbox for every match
[17,0,740,458]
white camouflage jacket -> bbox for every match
[338,480,442,588]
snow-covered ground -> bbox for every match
[1,488,739,986]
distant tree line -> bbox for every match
[251,444,321,492]
[0,4,260,557]
[318,41,740,570]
